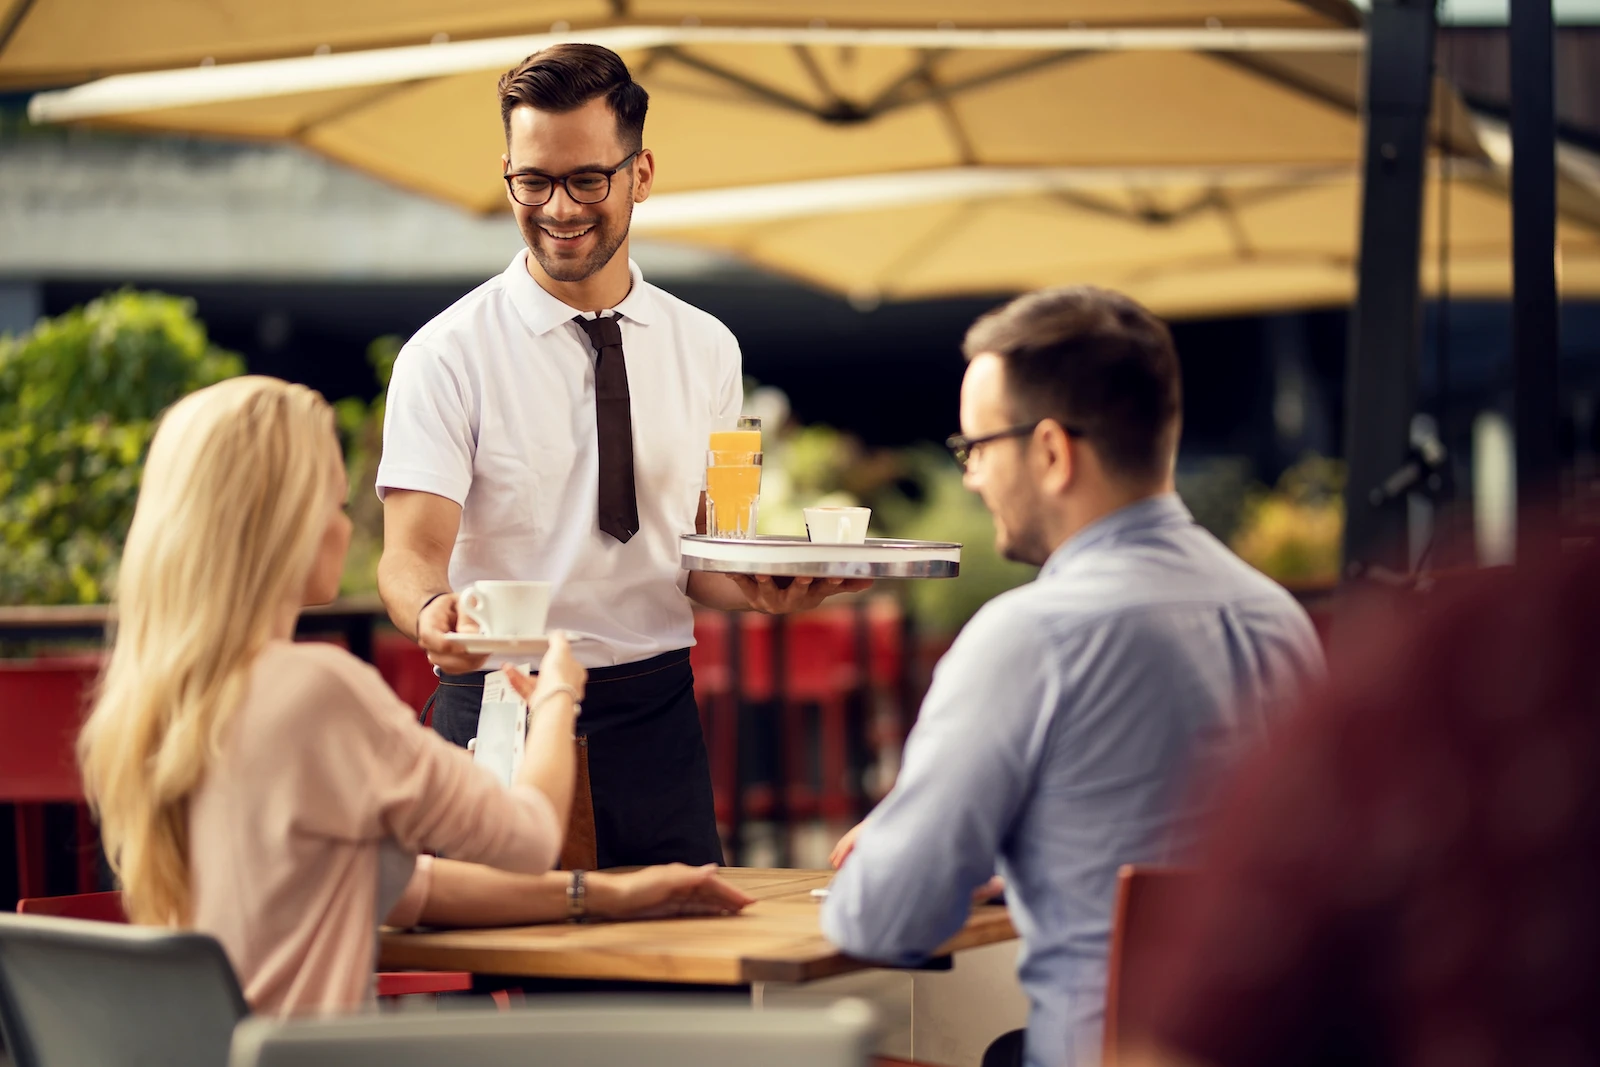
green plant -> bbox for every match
[334,335,401,595]
[0,291,243,604]
[1230,454,1345,585]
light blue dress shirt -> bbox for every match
[821,494,1324,1067]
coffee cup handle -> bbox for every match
[458,588,490,633]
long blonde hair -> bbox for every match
[79,376,340,925]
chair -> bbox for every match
[16,890,472,1001]
[230,999,878,1067]
[0,655,104,899]
[1102,865,1198,1064]
[0,909,247,1067]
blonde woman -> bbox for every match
[78,376,751,1016]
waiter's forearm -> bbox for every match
[685,571,753,612]
[377,547,453,639]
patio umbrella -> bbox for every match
[0,1,1358,88]
[628,164,1600,318]
[30,27,1481,215]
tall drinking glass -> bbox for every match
[705,449,763,538]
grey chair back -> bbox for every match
[0,910,248,1067]
[231,999,877,1067]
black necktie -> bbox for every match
[574,315,639,543]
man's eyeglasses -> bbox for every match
[945,420,1085,470]
[503,149,641,208]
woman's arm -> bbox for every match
[391,859,756,928]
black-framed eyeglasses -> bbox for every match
[945,420,1084,470]
[503,148,641,207]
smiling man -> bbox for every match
[375,44,864,870]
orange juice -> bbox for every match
[706,460,761,537]
[709,428,761,452]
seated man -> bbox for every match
[822,286,1324,1067]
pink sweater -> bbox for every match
[188,640,560,1015]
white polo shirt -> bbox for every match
[377,250,742,668]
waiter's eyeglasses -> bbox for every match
[503,149,642,208]
[945,420,1084,470]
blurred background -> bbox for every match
[3,0,1600,886]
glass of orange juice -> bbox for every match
[706,449,762,538]
[709,415,761,454]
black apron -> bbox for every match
[425,648,723,868]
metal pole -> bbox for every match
[1511,0,1561,550]
[1339,0,1438,584]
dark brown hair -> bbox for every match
[497,43,649,149]
[962,286,1182,483]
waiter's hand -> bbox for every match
[728,574,874,614]
[416,592,491,674]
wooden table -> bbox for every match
[379,867,1016,987]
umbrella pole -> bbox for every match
[1338,0,1438,591]
[1510,0,1560,556]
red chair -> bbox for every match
[1102,865,1198,1064]
[0,654,104,899]
[373,632,440,719]
[15,890,471,1000]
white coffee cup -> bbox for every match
[457,580,551,636]
[804,506,872,545]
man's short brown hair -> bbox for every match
[962,286,1182,483]
[497,43,649,149]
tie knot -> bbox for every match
[575,314,623,351]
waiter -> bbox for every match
[376,43,865,868]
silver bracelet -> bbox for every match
[567,869,588,923]
[528,683,580,718]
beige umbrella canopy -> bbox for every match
[632,167,1600,318]
[0,1,1357,88]
[30,35,1480,212]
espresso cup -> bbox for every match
[804,506,871,545]
[457,580,551,636]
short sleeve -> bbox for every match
[375,341,476,505]
[715,327,743,422]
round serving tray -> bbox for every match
[681,534,961,579]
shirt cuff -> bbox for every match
[374,467,469,507]
[387,854,435,929]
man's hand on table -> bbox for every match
[589,864,756,920]
[417,592,491,674]
[832,820,1004,903]
[729,575,874,614]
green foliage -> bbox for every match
[1230,454,1345,585]
[0,291,242,604]
[336,335,401,595]
[876,446,1037,634]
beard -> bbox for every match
[992,500,1052,568]
[520,185,634,283]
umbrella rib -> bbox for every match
[790,45,842,108]
[863,50,948,114]
[1045,189,1145,225]
[870,200,981,295]
[872,51,1095,119]
[288,80,425,138]
[0,0,39,63]
[655,45,825,119]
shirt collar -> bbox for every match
[503,249,657,337]
[1040,492,1194,577]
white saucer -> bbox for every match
[442,631,578,656]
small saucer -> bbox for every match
[442,631,578,656]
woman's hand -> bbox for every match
[504,633,587,709]
[589,864,756,920]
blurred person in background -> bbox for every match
[823,287,1324,1067]
[1121,541,1600,1067]
[77,376,750,1016]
